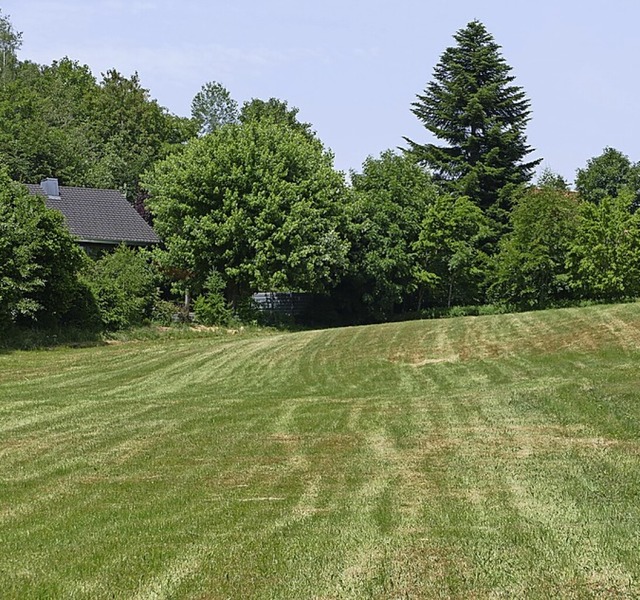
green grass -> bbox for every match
[2,303,640,598]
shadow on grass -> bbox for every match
[0,327,106,353]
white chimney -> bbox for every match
[40,178,60,198]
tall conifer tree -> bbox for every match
[406,20,540,219]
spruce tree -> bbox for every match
[406,20,540,219]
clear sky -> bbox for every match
[3,0,639,183]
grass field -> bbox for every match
[2,304,640,598]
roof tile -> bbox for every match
[26,184,160,245]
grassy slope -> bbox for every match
[1,304,640,598]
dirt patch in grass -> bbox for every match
[389,352,459,366]
[405,424,636,466]
[381,539,475,599]
[268,433,304,443]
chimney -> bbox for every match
[40,178,60,198]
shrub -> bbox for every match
[150,299,180,326]
[193,271,234,326]
[0,169,88,331]
[81,245,160,331]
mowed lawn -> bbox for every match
[2,305,640,599]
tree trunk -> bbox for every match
[184,288,191,312]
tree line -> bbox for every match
[2,12,640,337]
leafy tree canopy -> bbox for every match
[536,168,569,191]
[575,147,640,207]
[80,245,160,331]
[143,120,349,306]
[191,81,238,136]
[0,9,22,82]
[406,20,540,219]
[341,150,438,319]
[0,58,95,184]
[86,69,195,199]
[413,194,490,309]
[0,166,86,329]
[240,97,315,139]
[0,53,194,202]
[489,185,579,309]
[568,192,640,301]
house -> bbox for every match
[26,178,160,253]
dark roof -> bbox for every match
[26,183,160,245]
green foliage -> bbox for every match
[342,150,438,319]
[86,69,195,200]
[575,147,640,206]
[568,192,640,301]
[413,194,490,308]
[537,168,569,191]
[193,270,234,326]
[0,9,22,83]
[490,185,580,309]
[406,20,540,219]
[191,81,238,136]
[149,299,180,327]
[81,245,160,331]
[0,58,194,201]
[239,97,314,139]
[0,168,86,330]
[0,59,95,184]
[10,14,640,324]
[144,120,349,306]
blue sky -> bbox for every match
[4,0,640,183]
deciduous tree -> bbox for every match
[0,59,194,203]
[88,69,195,200]
[80,245,160,331]
[489,184,579,309]
[568,192,640,301]
[0,167,86,329]
[341,150,438,319]
[575,147,640,207]
[413,194,490,308]
[0,9,22,83]
[144,120,349,307]
[240,97,314,139]
[191,81,238,136]
[0,58,97,184]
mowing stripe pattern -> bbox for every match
[1,304,640,598]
